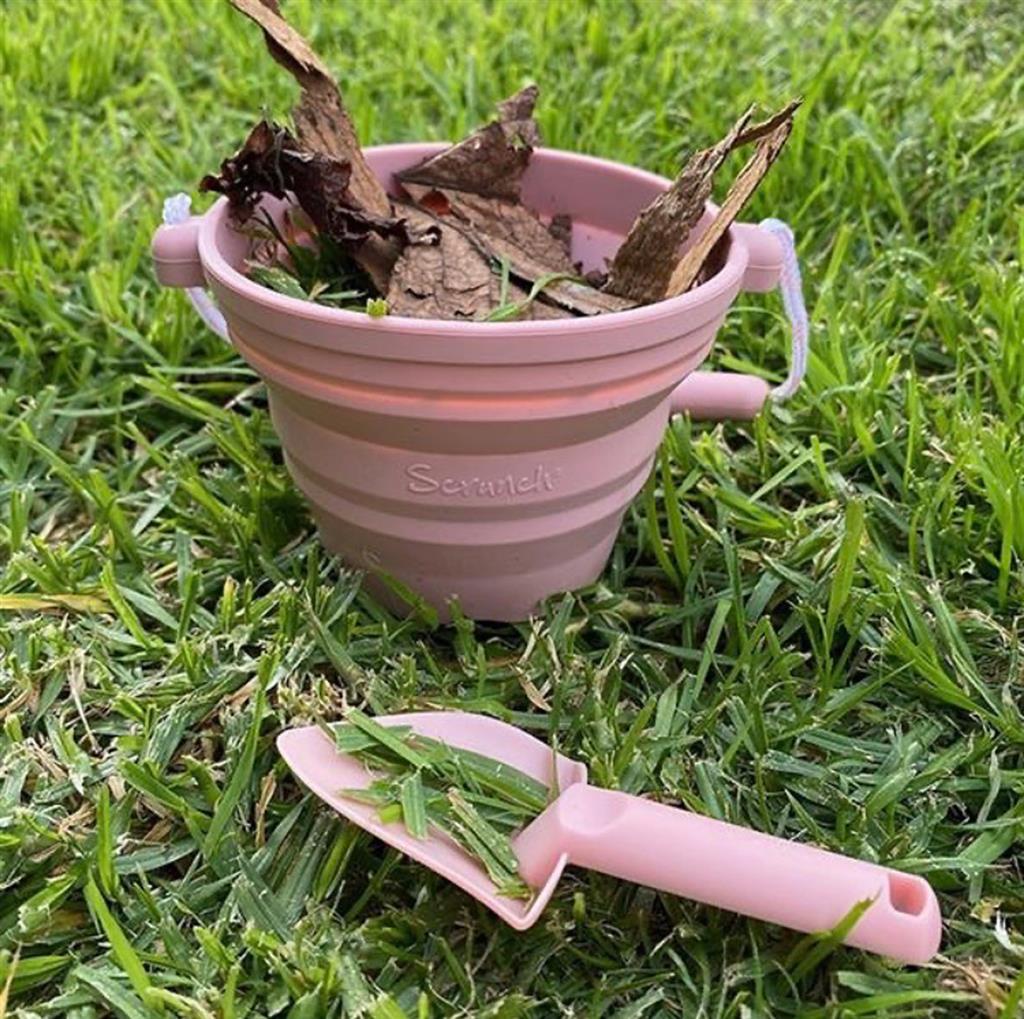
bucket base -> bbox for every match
[315,511,624,623]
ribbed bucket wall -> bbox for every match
[196,145,752,620]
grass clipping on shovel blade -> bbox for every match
[326,710,551,899]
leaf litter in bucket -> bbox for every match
[323,709,551,899]
[204,0,799,321]
[242,207,375,309]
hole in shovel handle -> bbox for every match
[888,873,930,916]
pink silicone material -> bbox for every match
[670,371,771,420]
[277,715,587,930]
[153,145,784,620]
[515,785,942,965]
[733,221,786,292]
[278,715,942,964]
[152,217,204,287]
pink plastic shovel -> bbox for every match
[278,712,941,964]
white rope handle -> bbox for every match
[759,218,808,402]
[162,193,230,342]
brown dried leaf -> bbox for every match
[199,119,289,214]
[406,186,573,271]
[520,296,576,321]
[665,115,795,296]
[542,279,632,316]
[386,205,499,320]
[281,151,431,248]
[403,184,634,317]
[227,0,401,292]
[547,213,573,257]
[386,205,570,321]
[396,85,541,201]
[200,121,438,293]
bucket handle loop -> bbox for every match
[162,193,230,342]
[668,218,808,419]
[759,218,808,403]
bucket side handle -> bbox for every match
[152,194,231,341]
[670,219,808,420]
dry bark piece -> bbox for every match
[731,97,803,148]
[228,0,401,291]
[228,0,390,217]
[604,99,801,303]
[665,115,795,296]
[402,184,634,317]
[395,85,541,202]
[603,106,756,303]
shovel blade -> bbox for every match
[277,712,586,929]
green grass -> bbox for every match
[1,0,1022,1015]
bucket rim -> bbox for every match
[196,144,749,339]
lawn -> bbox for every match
[1,0,1022,1015]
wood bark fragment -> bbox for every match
[664,115,795,297]
[604,99,800,304]
[602,106,756,303]
[732,98,803,148]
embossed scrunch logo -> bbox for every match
[405,462,561,498]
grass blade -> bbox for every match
[826,498,866,641]
[400,771,428,839]
[82,880,152,1001]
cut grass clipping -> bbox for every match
[326,710,551,899]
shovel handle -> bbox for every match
[520,785,941,964]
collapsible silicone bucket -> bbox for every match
[152,144,789,621]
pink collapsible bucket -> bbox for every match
[152,144,800,621]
